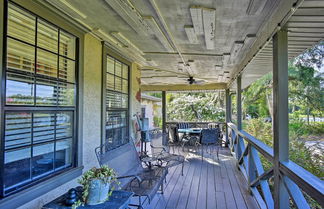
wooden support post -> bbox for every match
[225,89,231,147]
[162,91,167,146]
[273,28,289,209]
[237,75,242,130]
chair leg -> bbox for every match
[161,181,164,194]
[181,162,184,176]
[138,196,142,209]
[201,145,204,161]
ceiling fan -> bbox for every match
[187,76,204,85]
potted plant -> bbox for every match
[72,166,119,208]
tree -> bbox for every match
[166,92,225,122]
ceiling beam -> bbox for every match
[141,83,227,91]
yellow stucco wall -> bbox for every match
[130,63,142,144]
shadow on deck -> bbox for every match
[131,146,260,209]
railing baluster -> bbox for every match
[282,176,310,209]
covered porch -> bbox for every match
[140,146,259,209]
[0,0,323,209]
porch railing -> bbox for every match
[227,122,324,209]
[166,121,225,129]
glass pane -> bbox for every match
[115,61,122,77]
[121,127,128,144]
[106,91,114,109]
[114,128,122,146]
[59,57,75,83]
[107,57,114,74]
[36,49,58,78]
[37,19,58,52]
[55,138,72,170]
[56,112,73,139]
[105,128,113,150]
[60,31,76,59]
[57,82,75,106]
[32,142,54,178]
[5,112,32,149]
[7,38,35,73]
[115,93,122,108]
[33,113,55,143]
[6,72,34,105]
[121,94,128,108]
[36,78,57,105]
[122,64,128,79]
[115,77,122,92]
[8,4,35,44]
[122,79,128,94]
[4,147,31,190]
[121,111,127,127]
[106,74,114,90]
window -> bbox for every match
[1,3,78,196]
[104,56,129,150]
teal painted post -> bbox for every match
[162,91,167,145]
[237,75,242,130]
[225,89,230,147]
[273,28,289,209]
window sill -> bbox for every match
[0,166,83,209]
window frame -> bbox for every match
[0,1,80,197]
[102,43,131,150]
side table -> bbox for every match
[42,189,134,209]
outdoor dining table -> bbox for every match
[177,128,203,147]
[177,128,202,134]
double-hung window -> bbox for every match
[104,55,129,150]
[1,3,78,196]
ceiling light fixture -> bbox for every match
[111,32,144,56]
[143,16,174,52]
[203,8,216,50]
[104,0,150,36]
[184,25,198,44]
[244,34,257,49]
[223,53,231,65]
[215,65,222,71]
[190,6,204,35]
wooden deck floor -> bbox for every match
[133,147,260,209]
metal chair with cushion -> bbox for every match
[200,128,222,160]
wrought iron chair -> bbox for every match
[200,128,222,160]
[95,138,167,209]
[149,129,185,176]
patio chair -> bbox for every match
[200,128,222,160]
[149,129,185,176]
[95,139,167,209]
[176,123,190,141]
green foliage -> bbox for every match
[245,119,324,178]
[153,116,162,128]
[167,92,225,122]
[72,166,119,208]
[242,73,272,118]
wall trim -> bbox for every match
[0,167,83,209]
